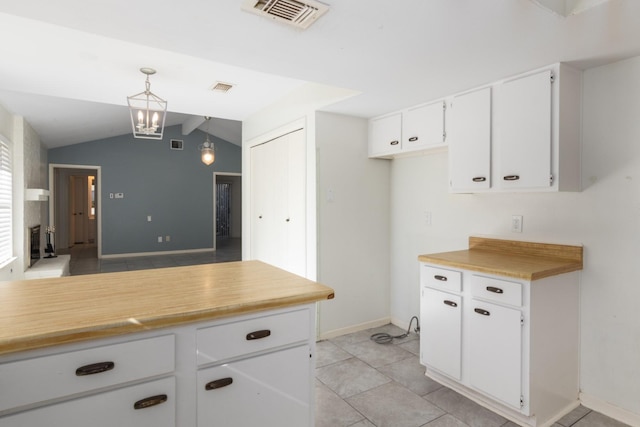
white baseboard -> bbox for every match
[100,248,215,259]
[580,392,640,426]
[318,317,391,340]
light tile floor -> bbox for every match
[58,238,241,275]
[316,324,630,427]
[57,243,628,427]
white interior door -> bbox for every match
[250,129,306,276]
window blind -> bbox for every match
[0,139,12,265]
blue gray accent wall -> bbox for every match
[48,125,241,256]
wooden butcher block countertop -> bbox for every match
[418,236,583,281]
[0,260,334,356]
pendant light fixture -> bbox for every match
[199,117,215,166]
[127,68,167,140]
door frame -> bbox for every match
[213,172,241,251]
[49,163,102,258]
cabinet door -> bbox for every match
[420,287,462,380]
[369,113,402,157]
[449,88,491,192]
[498,70,552,190]
[197,345,311,427]
[0,377,175,427]
[403,101,445,151]
[468,300,522,409]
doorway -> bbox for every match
[213,173,241,256]
[49,164,101,258]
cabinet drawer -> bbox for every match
[421,265,462,292]
[197,308,310,366]
[0,376,175,427]
[0,335,175,412]
[197,345,310,426]
[471,275,522,307]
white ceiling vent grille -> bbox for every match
[211,82,234,93]
[242,0,329,29]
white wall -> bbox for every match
[390,56,640,422]
[316,112,390,337]
[242,82,357,282]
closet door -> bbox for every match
[250,129,306,277]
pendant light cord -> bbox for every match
[370,316,420,344]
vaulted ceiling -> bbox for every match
[0,0,639,148]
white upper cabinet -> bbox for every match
[403,101,446,151]
[368,101,446,158]
[497,70,552,190]
[369,63,582,193]
[448,87,492,192]
[369,112,402,158]
[450,63,581,193]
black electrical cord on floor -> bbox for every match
[370,316,420,344]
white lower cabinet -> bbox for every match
[420,263,579,427]
[197,345,310,427]
[0,305,317,427]
[420,287,461,380]
[468,300,522,408]
[1,377,175,427]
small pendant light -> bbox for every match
[200,117,215,166]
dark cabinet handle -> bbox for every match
[503,175,520,181]
[474,308,490,316]
[285,218,290,222]
[408,136,418,142]
[486,286,504,294]
[246,329,271,340]
[443,300,458,308]
[434,275,448,282]
[205,377,233,391]
[472,177,487,182]
[390,140,399,146]
[75,361,115,376]
[134,394,168,410]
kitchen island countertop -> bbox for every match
[0,260,334,356]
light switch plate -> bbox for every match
[511,215,523,233]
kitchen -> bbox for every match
[1,1,640,426]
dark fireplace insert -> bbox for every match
[29,225,40,267]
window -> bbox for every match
[0,138,12,265]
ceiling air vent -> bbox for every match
[211,82,234,93]
[242,0,329,29]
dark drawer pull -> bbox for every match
[486,286,504,294]
[443,300,458,308]
[134,394,168,410]
[246,329,271,340]
[408,136,418,142]
[503,175,520,181]
[75,361,115,376]
[472,177,487,182]
[474,308,490,316]
[434,275,448,282]
[205,377,233,391]
[390,140,399,146]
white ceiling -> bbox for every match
[0,0,639,148]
